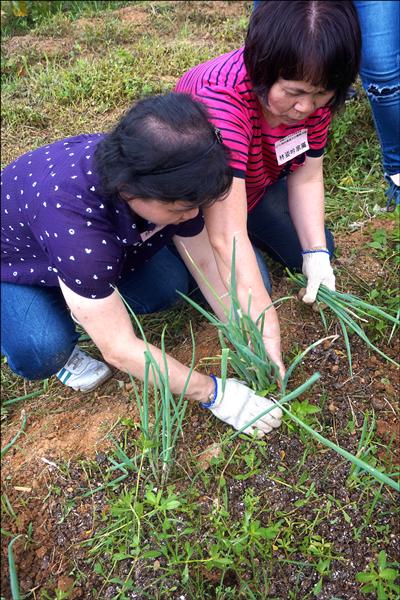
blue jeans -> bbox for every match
[354,1,400,179]
[1,244,271,380]
[247,178,335,270]
[1,247,196,380]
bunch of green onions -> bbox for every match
[180,243,399,492]
[287,271,399,374]
[121,297,194,486]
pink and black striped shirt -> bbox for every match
[176,48,332,212]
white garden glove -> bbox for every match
[301,249,335,304]
[203,377,282,437]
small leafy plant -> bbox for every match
[356,550,400,599]
[286,398,322,443]
[367,228,389,257]
[288,398,322,427]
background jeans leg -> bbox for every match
[247,179,334,271]
[117,246,194,314]
[253,246,272,295]
[354,1,400,177]
[1,282,78,380]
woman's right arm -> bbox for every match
[58,278,283,435]
[203,177,285,377]
[58,279,215,403]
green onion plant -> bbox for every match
[1,411,27,459]
[118,293,195,486]
[8,535,22,600]
[180,241,399,492]
[287,271,399,374]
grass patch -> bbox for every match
[1,1,134,38]
[324,94,387,229]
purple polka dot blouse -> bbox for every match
[1,134,204,299]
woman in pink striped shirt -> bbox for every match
[176,0,361,376]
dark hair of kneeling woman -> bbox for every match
[94,92,232,207]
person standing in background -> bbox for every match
[353,0,400,210]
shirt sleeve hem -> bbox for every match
[232,168,246,178]
[306,147,325,158]
[59,278,116,299]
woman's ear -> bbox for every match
[118,189,133,202]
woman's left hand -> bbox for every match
[301,250,335,304]
[262,332,286,380]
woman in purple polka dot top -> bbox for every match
[0,93,283,438]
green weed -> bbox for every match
[288,399,322,428]
[356,551,400,599]
[74,16,138,49]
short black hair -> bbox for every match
[94,92,232,207]
[244,0,361,112]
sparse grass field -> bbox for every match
[1,2,399,600]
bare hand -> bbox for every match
[262,334,286,381]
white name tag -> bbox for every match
[275,129,309,165]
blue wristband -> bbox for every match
[201,374,218,409]
[302,249,330,256]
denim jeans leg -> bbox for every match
[247,178,335,272]
[1,282,78,380]
[252,246,272,295]
[119,242,272,309]
[117,246,194,314]
[354,1,400,176]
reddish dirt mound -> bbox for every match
[3,33,74,58]
[2,390,137,478]
[113,6,149,25]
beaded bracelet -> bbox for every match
[201,374,218,409]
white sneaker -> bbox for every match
[56,346,112,392]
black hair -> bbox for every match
[244,0,361,112]
[94,92,232,207]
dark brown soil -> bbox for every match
[1,220,399,599]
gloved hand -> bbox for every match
[204,377,282,437]
[301,249,335,304]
